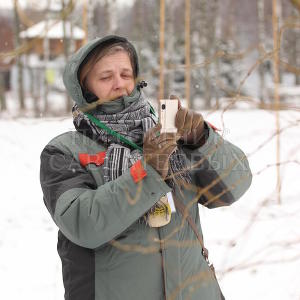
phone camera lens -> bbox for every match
[162,104,166,110]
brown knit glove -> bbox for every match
[170,95,205,146]
[143,123,177,179]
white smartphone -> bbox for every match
[159,99,178,133]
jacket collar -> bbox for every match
[94,86,141,114]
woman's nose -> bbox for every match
[112,74,125,89]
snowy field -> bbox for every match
[1,107,300,300]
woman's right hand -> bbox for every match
[143,123,177,179]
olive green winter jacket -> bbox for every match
[40,36,252,300]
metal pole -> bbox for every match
[185,0,191,108]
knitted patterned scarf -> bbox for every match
[72,90,192,191]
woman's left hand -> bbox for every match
[170,95,205,145]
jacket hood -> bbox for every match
[63,35,139,107]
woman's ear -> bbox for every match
[83,89,98,103]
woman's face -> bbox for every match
[85,51,135,102]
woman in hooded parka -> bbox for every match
[40,35,252,300]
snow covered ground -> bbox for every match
[0,107,299,299]
[200,109,300,300]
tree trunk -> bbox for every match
[104,0,111,34]
[257,0,265,104]
[28,67,39,117]
[197,0,218,109]
[276,0,283,84]
[296,35,300,85]
[43,4,50,114]
[62,0,72,113]
[133,0,144,40]
[214,0,221,109]
[164,0,175,99]
[292,7,300,85]
[103,0,117,34]
[0,72,6,111]
[13,0,25,111]
[209,0,218,108]
[87,0,95,41]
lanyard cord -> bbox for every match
[84,113,143,152]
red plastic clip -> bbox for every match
[79,151,106,167]
[130,160,147,183]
